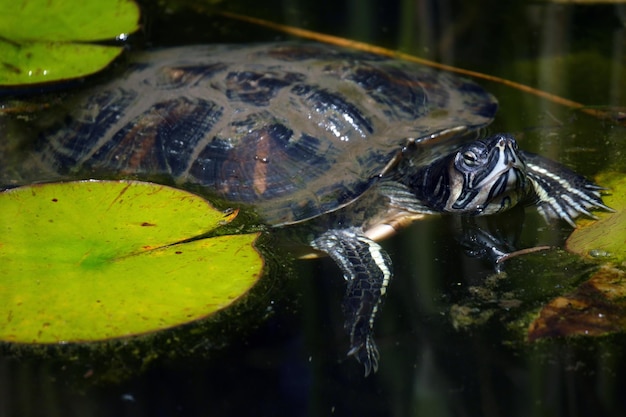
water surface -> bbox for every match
[1,1,625,416]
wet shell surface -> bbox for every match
[41,43,497,225]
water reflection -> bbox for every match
[1,0,625,416]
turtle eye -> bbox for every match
[462,150,479,166]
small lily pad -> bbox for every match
[566,172,626,263]
[0,0,140,86]
[0,180,264,344]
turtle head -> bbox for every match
[416,134,531,215]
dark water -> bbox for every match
[1,0,626,416]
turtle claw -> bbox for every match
[533,187,609,227]
[348,336,380,377]
[522,151,612,226]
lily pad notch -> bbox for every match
[0,180,264,344]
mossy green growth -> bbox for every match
[0,0,140,85]
[0,180,264,344]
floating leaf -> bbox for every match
[528,266,626,341]
[0,0,140,86]
[566,172,626,263]
[0,0,140,42]
[530,173,626,341]
[0,180,264,344]
[0,42,127,87]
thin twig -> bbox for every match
[219,11,622,123]
[496,246,552,264]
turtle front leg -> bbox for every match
[311,228,392,376]
[521,151,612,226]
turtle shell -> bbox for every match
[40,43,497,226]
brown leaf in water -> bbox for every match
[528,266,626,342]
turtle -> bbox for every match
[22,43,608,375]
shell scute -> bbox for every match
[87,97,225,177]
[292,85,374,138]
[153,63,229,89]
[46,88,138,172]
[349,65,429,121]
[225,70,306,106]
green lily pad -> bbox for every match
[0,180,264,344]
[0,0,140,86]
[0,0,140,42]
[566,172,626,263]
[0,42,128,86]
